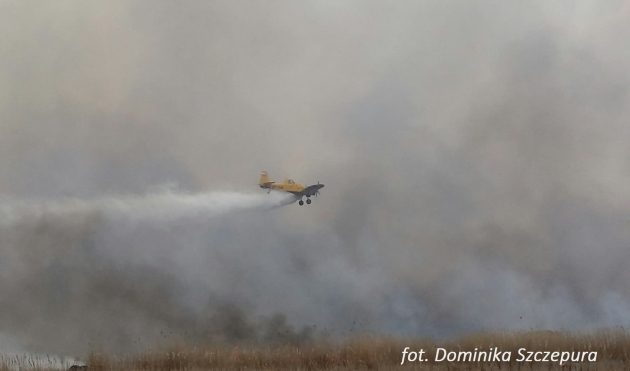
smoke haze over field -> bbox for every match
[1,0,630,355]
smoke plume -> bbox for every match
[0,0,629,356]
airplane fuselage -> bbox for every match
[263,181,305,193]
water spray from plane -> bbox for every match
[0,189,296,228]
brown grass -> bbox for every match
[3,330,630,370]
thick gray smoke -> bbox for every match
[0,190,301,354]
[1,0,630,356]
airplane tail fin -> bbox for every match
[259,171,272,188]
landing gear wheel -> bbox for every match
[298,200,304,206]
[306,198,312,205]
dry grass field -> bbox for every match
[2,330,629,370]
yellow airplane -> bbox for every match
[259,171,324,206]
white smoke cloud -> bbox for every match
[1,0,630,357]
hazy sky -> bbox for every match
[1,0,629,355]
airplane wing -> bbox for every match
[297,184,324,197]
[288,183,324,205]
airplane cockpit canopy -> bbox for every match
[287,179,295,184]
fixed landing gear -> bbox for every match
[298,197,312,206]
